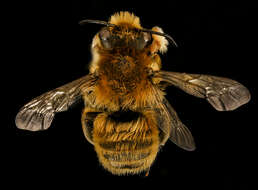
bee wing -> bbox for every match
[154,71,251,111]
[151,86,195,151]
[15,74,97,131]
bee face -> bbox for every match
[98,26,152,50]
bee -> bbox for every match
[15,12,251,176]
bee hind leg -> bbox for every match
[81,108,101,144]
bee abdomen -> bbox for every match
[93,111,160,175]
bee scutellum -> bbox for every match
[15,11,250,176]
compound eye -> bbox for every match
[99,29,112,48]
[99,29,111,41]
[142,32,152,43]
[135,32,152,50]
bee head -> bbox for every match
[79,12,177,54]
[97,25,153,51]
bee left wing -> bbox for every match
[154,71,251,111]
[151,86,196,151]
[15,74,97,131]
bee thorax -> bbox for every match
[96,54,148,96]
[116,56,136,75]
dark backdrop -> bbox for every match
[4,0,256,189]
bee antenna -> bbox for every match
[79,19,116,27]
[140,28,178,47]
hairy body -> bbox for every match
[81,12,167,174]
[15,11,250,176]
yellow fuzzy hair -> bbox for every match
[150,27,169,54]
[108,12,168,54]
[92,110,160,175]
[109,11,142,29]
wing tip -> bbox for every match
[15,108,54,131]
[182,145,196,151]
[208,84,251,111]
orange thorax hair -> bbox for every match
[93,49,158,111]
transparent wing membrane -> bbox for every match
[15,74,97,131]
[154,71,251,111]
[151,86,196,151]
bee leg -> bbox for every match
[81,108,101,144]
[145,168,150,177]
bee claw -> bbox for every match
[145,168,150,177]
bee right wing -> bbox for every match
[154,71,251,111]
[151,85,196,151]
[15,74,98,131]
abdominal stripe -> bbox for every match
[99,139,153,151]
[103,151,151,162]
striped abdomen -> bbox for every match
[92,110,160,175]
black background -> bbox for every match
[4,0,256,189]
